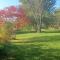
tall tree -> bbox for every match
[20,0,56,32]
[54,9,60,28]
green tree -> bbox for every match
[20,0,56,32]
[42,11,55,28]
[54,9,60,29]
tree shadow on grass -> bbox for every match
[16,31,36,34]
[0,43,60,60]
[42,30,60,33]
[0,44,60,60]
[16,30,60,34]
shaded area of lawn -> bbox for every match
[14,45,60,60]
[16,29,60,34]
[1,44,60,60]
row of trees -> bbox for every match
[53,9,60,29]
[20,0,56,32]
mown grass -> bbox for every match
[16,33,60,39]
[1,33,60,60]
[14,33,60,49]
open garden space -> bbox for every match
[0,0,60,60]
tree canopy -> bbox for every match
[20,0,56,32]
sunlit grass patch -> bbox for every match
[16,33,60,39]
[12,33,60,49]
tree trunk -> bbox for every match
[37,24,40,33]
[37,15,42,33]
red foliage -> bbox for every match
[8,6,17,12]
[0,6,31,29]
[0,10,5,16]
[15,7,31,28]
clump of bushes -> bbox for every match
[0,21,16,43]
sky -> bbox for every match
[0,0,60,9]
[56,0,60,8]
[0,0,19,9]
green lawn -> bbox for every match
[15,33,60,48]
[1,33,60,60]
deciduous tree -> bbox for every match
[20,0,56,32]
